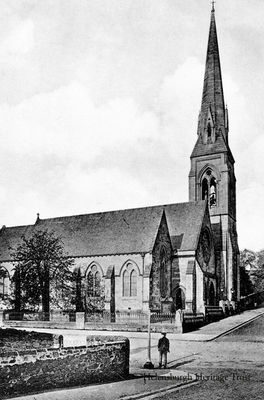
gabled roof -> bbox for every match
[0,207,164,261]
[0,201,206,262]
[163,201,206,251]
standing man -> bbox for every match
[158,330,170,368]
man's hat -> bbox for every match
[161,329,167,334]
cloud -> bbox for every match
[0,57,204,225]
[0,19,34,56]
[0,55,247,223]
[0,81,161,161]
[237,183,264,251]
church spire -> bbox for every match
[191,6,231,159]
[200,5,225,138]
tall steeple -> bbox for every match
[191,6,232,159]
[189,5,240,304]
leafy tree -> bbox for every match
[240,249,256,296]
[11,230,74,313]
[251,249,264,292]
[240,248,264,295]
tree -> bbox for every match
[240,249,256,296]
[11,230,74,313]
[240,248,264,295]
[251,249,264,292]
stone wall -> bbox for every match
[0,328,58,351]
[0,337,129,398]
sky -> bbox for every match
[0,0,263,251]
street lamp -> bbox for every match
[143,309,154,369]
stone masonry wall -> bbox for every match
[0,337,129,398]
[0,328,58,351]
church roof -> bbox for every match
[163,202,206,251]
[0,201,206,261]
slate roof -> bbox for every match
[0,201,206,262]
[163,202,206,251]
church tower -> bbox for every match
[189,5,240,304]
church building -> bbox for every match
[0,6,239,317]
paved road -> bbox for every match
[154,314,264,400]
[6,308,264,400]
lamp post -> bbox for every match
[143,309,154,369]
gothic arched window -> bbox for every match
[123,270,129,297]
[202,178,208,200]
[210,177,216,207]
[130,270,137,297]
[201,169,217,207]
[87,265,101,297]
[207,123,212,139]
[160,248,167,297]
[122,263,138,297]
[0,268,8,299]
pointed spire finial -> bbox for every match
[211,0,215,12]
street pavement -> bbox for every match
[6,306,264,400]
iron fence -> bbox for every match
[84,310,175,325]
[3,309,176,325]
[150,312,175,324]
[4,311,50,321]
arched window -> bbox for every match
[87,265,101,297]
[122,263,138,297]
[94,271,101,297]
[130,270,137,296]
[201,169,217,207]
[0,268,8,299]
[202,178,208,200]
[210,177,216,207]
[207,123,212,139]
[123,270,129,296]
[160,248,167,297]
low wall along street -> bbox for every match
[0,328,59,351]
[0,330,130,399]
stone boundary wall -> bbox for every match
[4,319,77,330]
[4,320,182,333]
[84,322,181,333]
[0,328,59,351]
[0,338,129,399]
